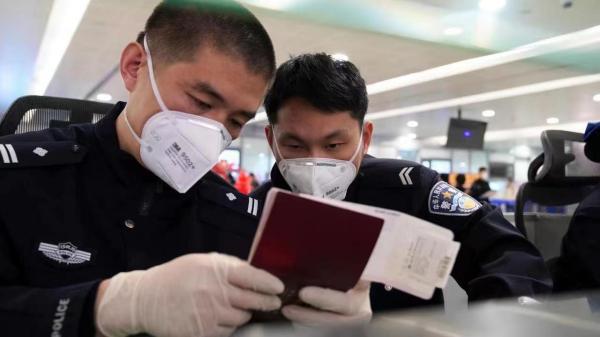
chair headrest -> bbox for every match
[530,130,600,185]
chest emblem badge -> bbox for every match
[38,242,91,265]
[33,147,48,157]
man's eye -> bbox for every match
[327,143,343,150]
[230,119,243,128]
[190,96,212,111]
[285,144,302,149]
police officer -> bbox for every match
[251,53,553,314]
[554,121,600,292]
[0,1,288,336]
[469,167,494,203]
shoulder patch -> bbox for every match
[398,167,415,186]
[0,141,86,168]
[428,181,481,216]
[358,161,424,189]
[197,180,260,218]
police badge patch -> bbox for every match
[38,242,91,265]
[428,181,481,216]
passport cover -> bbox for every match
[249,188,384,305]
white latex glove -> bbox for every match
[96,253,284,337]
[281,281,372,327]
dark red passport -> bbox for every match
[249,188,384,305]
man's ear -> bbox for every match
[362,121,374,155]
[120,42,146,93]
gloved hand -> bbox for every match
[281,281,372,326]
[96,253,284,337]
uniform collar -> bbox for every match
[269,161,362,202]
[93,102,155,186]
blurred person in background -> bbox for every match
[455,173,467,192]
[503,176,517,200]
[250,172,260,190]
[469,167,495,203]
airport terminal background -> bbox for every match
[1,0,600,335]
[2,1,598,196]
[1,0,599,268]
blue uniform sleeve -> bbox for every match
[450,205,553,300]
[0,219,100,337]
[419,171,552,300]
[558,194,600,290]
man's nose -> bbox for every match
[202,110,228,126]
[308,148,329,158]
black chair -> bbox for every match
[515,130,600,293]
[0,95,113,136]
[515,130,600,239]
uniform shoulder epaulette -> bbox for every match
[197,178,261,218]
[0,140,87,168]
[359,157,431,188]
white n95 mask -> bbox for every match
[124,36,232,193]
[273,127,363,200]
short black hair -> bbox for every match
[137,0,275,79]
[456,173,466,185]
[264,53,368,125]
[479,167,487,173]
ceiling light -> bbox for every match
[513,145,532,158]
[240,0,296,11]
[481,109,496,117]
[365,74,600,121]
[366,25,600,96]
[443,27,464,36]
[546,117,560,124]
[407,120,419,128]
[593,93,600,102]
[479,0,506,12]
[331,53,349,61]
[95,93,112,102]
[28,0,91,95]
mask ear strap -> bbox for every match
[271,125,286,160]
[349,128,364,162]
[123,108,146,148]
[143,35,169,113]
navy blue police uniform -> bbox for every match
[554,123,600,292]
[0,102,261,337]
[251,156,553,311]
[554,183,600,292]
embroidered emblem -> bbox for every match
[38,242,91,265]
[33,147,48,157]
[429,181,481,216]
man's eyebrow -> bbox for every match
[324,130,350,140]
[192,82,256,120]
[279,132,305,143]
[191,82,224,103]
